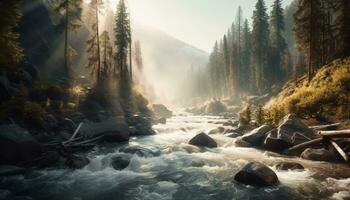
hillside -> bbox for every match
[267,57,350,126]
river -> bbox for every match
[1,111,350,200]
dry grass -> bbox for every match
[267,57,350,122]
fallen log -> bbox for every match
[287,138,325,155]
[310,123,341,131]
[318,130,350,138]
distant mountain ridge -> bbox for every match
[133,23,208,103]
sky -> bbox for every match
[119,0,293,53]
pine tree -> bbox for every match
[100,31,113,79]
[235,6,243,93]
[223,35,230,94]
[114,0,131,80]
[209,42,219,98]
[114,0,133,114]
[269,0,288,83]
[230,22,238,95]
[294,0,322,82]
[86,0,104,84]
[252,0,269,93]
[0,0,23,70]
[241,19,252,91]
[134,40,143,72]
[55,0,83,80]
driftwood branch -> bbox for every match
[68,122,83,142]
[310,123,341,131]
[65,135,103,147]
[328,139,349,162]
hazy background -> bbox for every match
[118,0,293,52]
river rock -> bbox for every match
[275,162,304,171]
[226,132,241,138]
[111,155,131,170]
[0,165,26,176]
[234,162,279,187]
[241,125,273,146]
[301,148,336,162]
[235,138,252,147]
[65,155,90,169]
[127,115,155,136]
[155,117,167,124]
[263,132,292,153]
[79,117,130,142]
[277,115,315,145]
[223,120,234,126]
[0,124,43,166]
[120,145,161,157]
[189,133,217,148]
[208,127,225,135]
[152,104,173,118]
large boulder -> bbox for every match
[0,124,43,166]
[277,115,315,145]
[189,133,217,148]
[241,125,273,146]
[301,148,337,162]
[234,162,279,187]
[79,117,130,142]
[152,104,173,118]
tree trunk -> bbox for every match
[95,1,101,82]
[308,0,314,82]
[64,0,69,79]
[129,38,132,80]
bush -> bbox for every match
[46,85,65,101]
[205,100,227,115]
[266,105,285,127]
[239,104,252,125]
[255,105,265,126]
[23,101,45,127]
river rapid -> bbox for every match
[1,111,350,200]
